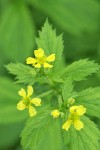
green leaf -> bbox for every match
[0,76,27,123]
[36,20,64,72]
[75,87,100,118]
[0,3,35,61]
[30,0,99,35]
[34,120,65,150]
[63,116,100,150]
[60,59,100,81]
[6,63,36,84]
[21,106,53,150]
[62,77,74,101]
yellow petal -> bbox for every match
[34,63,41,68]
[27,86,33,97]
[46,54,55,62]
[34,48,44,58]
[43,63,53,68]
[18,88,26,98]
[74,120,84,130]
[29,106,37,117]
[26,57,37,64]
[51,109,60,118]
[17,101,26,110]
[70,106,79,113]
[62,120,72,131]
[76,105,86,116]
[31,98,41,106]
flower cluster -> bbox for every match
[17,86,41,117]
[51,105,86,131]
[26,48,55,68]
[17,48,86,132]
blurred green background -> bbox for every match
[0,0,100,149]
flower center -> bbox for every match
[68,113,79,123]
[23,96,30,106]
[37,56,46,64]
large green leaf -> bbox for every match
[21,106,53,149]
[75,87,100,118]
[6,63,36,84]
[0,76,27,123]
[63,116,100,150]
[30,0,99,35]
[36,20,64,73]
[60,59,100,81]
[34,120,65,150]
[21,106,66,150]
[0,3,35,61]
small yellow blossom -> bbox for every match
[70,105,86,116]
[17,86,41,117]
[67,98,75,105]
[51,109,60,118]
[26,48,55,68]
[62,105,86,131]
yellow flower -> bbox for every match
[70,105,86,116]
[67,98,75,105]
[51,109,60,118]
[17,86,41,117]
[62,120,72,131]
[26,48,55,68]
[62,105,86,131]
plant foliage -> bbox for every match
[6,20,100,150]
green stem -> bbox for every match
[46,76,54,87]
[58,94,63,106]
[36,89,54,98]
